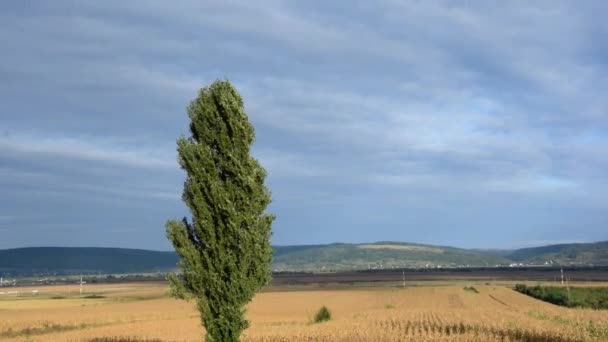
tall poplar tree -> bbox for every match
[165,80,274,342]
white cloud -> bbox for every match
[0,134,176,170]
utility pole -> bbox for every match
[402,270,406,288]
[79,275,86,295]
[560,267,564,286]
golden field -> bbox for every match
[1,282,607,341]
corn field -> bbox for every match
[1,282,607,341]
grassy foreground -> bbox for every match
[1,282,608,341]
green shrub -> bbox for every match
[514,284,608,309]
[313,306,331,323]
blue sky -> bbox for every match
[1,1,607,250]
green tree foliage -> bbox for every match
[165,80,274,342]
[514,284,608,309]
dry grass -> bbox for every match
[1,282,607,341]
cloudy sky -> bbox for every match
[1,1,606,250]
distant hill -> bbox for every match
[1,241,606,275]
[0,247,178,274]
[271,242,509,271]
[506,241,608,265]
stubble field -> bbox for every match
[1,282,607,341]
